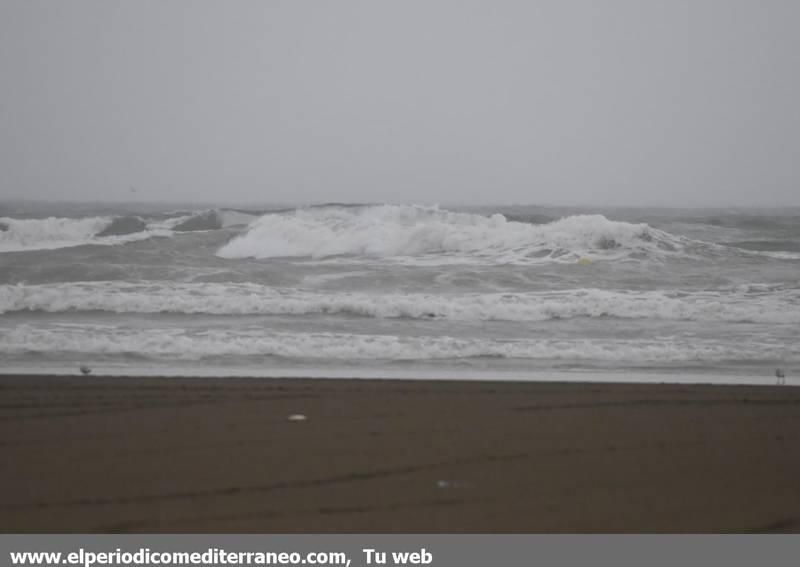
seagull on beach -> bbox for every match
[79,365,92,376]
[776,368,786,385]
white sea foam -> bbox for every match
[0,216,112,252]
[0,216,172,252]
[147,214,195,230]
[744,250,800,260]
[1,325,794,363]
[148,209,258,232]
[2,282,798,324]
[216,205,689,263]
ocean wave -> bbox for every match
[738,249,800,260]
[2,282,798,324]
[2,325,794,363]
[216,205,691,263]
[0,207,257,253]
[0,216,114,252]
[0,215,176,252]
[169,209,259,232]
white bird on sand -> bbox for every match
[79,365,92,376]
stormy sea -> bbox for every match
[1,201,798,384]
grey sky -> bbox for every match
[1,1,798,206]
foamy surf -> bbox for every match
[2,324,796,366]
[216,205,691,263]
[0,216,114,252]
[0,208,258,253]
[2,202,798,381]
[2,281,799,324]
[0,215,176,252]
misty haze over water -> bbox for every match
[1,1,799,207]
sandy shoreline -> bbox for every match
[1,375,799,533]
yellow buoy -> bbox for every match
[577,257,592,265]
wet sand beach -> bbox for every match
[1,375,799,533]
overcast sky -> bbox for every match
[1,1,798,206]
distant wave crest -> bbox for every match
[216,205,690,263]
[0,216,120,252]
[0,208,257,253]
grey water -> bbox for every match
[1,201,798,381]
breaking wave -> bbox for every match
[0,216,111,252]
[0,208,257,253]
[2,281,798,324]
[217,205,692,263]
[2,325,795,363]
[169,209,259,232]
[0,215,172,252]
